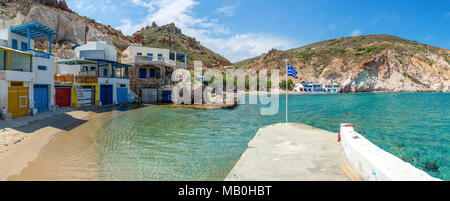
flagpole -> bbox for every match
[286,57,288,124]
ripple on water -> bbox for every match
[11,93,450,180]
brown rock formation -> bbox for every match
[235,34,450,92]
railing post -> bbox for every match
[27,27,30,51]
[48,34,52,55]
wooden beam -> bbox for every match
[340,165,361,181]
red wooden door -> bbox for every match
[56,88,71,107]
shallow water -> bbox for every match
[12,93,450,180]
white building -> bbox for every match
[0,21,57,119]
[56,41,133,108]
[122,44,187,69]
[294,81,341,93]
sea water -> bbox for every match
[95,93,449,180]
[11,93,449,180]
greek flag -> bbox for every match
[287,63,298,78]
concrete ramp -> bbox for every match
[226,123,352,181]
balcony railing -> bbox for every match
[123,56,181,68]
[54,74,98,84]
[27,49,53,59]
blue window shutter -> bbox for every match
[12,39,18,50]
[21,42,27,51]
[150,69,156,78]
[103,68,108,76]
[38,65,47,71]
[140,69,147,78]
[137,52,142,56]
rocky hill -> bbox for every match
[131,22,232,68]
[0,0,133,59]
[0,0,231,67]
[235,34,450,92]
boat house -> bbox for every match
[56,41,133,108]
[0,21,57,118]
[122,45,188,104]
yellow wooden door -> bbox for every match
[8,86,29,118]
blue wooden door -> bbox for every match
[117,88,128,104]
[162,91,172,102]
[34,85,49,113]
[100,85,113,105]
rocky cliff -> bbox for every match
[0,0,132,59]
[0,0,232,67]
[235,34,450,92]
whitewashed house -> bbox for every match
[0,21,57,118]
[56,41,132,108]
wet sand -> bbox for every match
[0,106,132,181]
[0,110,94,180]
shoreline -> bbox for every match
[238,90,449,95]
[0,109,96,180]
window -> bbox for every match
[82,66,89,72]
[12,39,18,50]
[11,82,23,87]
[21,42,27,51]
[158,54,163,61]
[137,52,142,56]
[139,69,147,78]
[103,68,108,77]
[37,65,47,71]
[150,69,156,78]
[147,53,153,61]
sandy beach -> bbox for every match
[0,108,97,180]
[0,104,139,181]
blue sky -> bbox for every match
[66,0,450,62]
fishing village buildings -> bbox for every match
[294,81,341,93]
[0,22,57,119]
[0,21,339,121]
[56,41,133,108]
[0,21,190,120]
[122,44,188,104]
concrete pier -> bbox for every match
[226,123,354,181]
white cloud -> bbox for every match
[215,4,239,16]
[116,0,295,62]
[351,29,362,36]
[203,34,294,62]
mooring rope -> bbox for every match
[346,124,450,142]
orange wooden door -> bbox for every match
[8,86,29,118]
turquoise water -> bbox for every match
[95,93,449,180]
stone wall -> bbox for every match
[129,64,167,99]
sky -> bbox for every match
[66,0,450,62]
